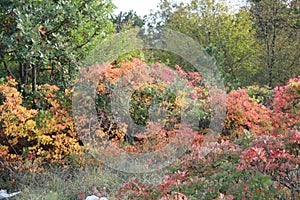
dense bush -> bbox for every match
[222,89,273,138]
[115,76,300,199]
[84,58,211,152]
[0,77,83,182]
[246,85,274,106]
[0,60,299,199]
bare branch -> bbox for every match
[3,60,17,80]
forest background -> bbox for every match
[0,0,299,199]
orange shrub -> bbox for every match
[0,77,83,172]
[223,89,273,137]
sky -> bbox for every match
[112,0,162,16]
[112,0,246,16]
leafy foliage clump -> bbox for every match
[1,59,299,199]
[115,77,300,200]
[0,77,83,179]
[80,58,210,152]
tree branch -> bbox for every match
[3,60,17,80]
[75,31,98,50]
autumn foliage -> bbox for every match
[76,58,210,153]
[0,59,299,199]
[0,77,83,175]
[115,75,299,199]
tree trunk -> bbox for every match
[19,63,28,97]
[32,64,37,92]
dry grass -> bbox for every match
[7,166,120,200]
[3,163,168,200]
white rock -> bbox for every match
[85,195,100,200]
[0,190,21,199]
[85,195,109,200]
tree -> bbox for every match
[109,10,146,64]
[0,0,114,94]
[146,0,260,88]
[248,0,300,87]
[111,10,144,33]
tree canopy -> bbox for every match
[0,0,114,93]
[145,0,299,88]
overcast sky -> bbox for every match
[112,0,246,16]
[113,0,183,16]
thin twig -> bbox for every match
[3,61,16,80]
